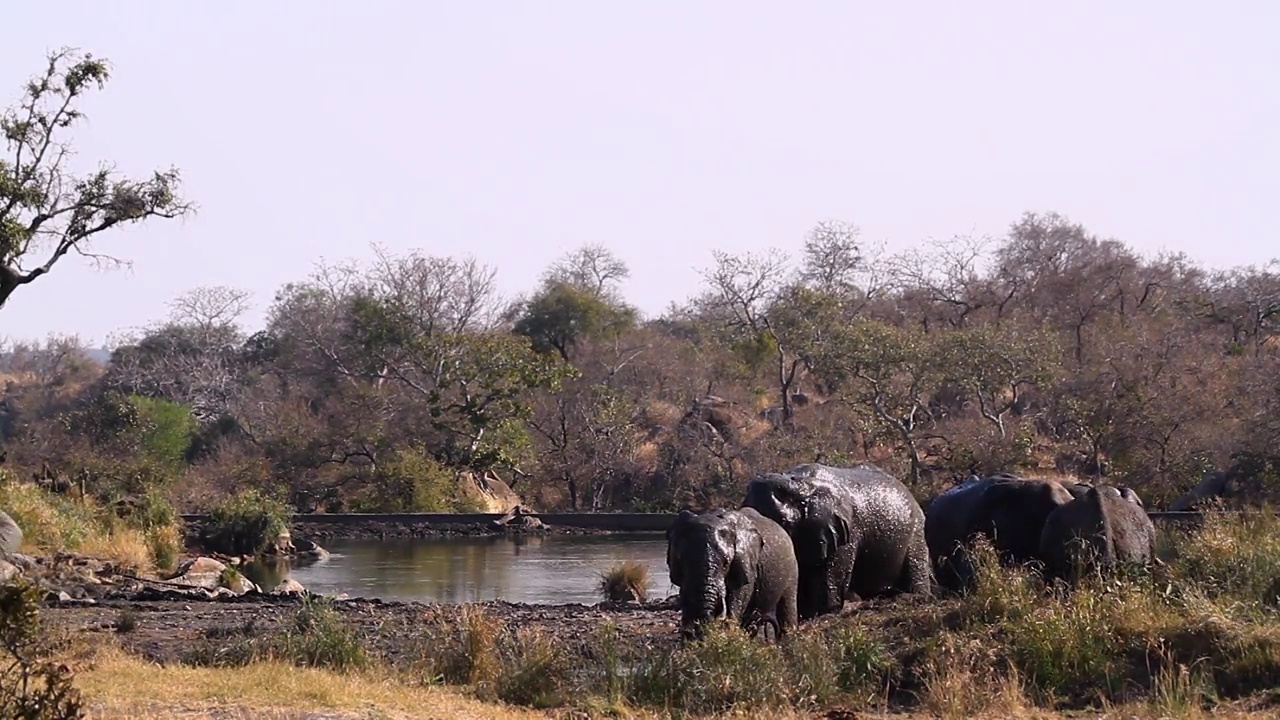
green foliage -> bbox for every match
[513,282,637,362]
[0,580,85,719]
[201,489,292,556]
[128,396,197,466]
[355,448,481,513]
[1,47,190,310]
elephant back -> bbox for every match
[924,476,998,560]
[1039,485,1155,580]
[967,477,1074,564]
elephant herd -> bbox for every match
[665,463,1158,641]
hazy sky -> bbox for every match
[2,2,1277,345]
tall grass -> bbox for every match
[0,476,182,571]
[60,511,1280,717]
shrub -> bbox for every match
[0,579,85,720]
[1168,511,1280,606]
[201,488,292,556]
[276,597,368,672]
[354,448,486,513]
[598,560,649,603]
[0,476,180,570]
[629,622,790,714]
[421,606,505,688]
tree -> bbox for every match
[819,319,943,483]
[935,322,1058,438]
[542,243,630,300]
[0,48,192,310]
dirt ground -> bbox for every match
[45,594,686,667]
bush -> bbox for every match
[598,560,649,603]
[201,488,292,556]
[0,475,180,570]
[0,579,85,720]
[353,448,486,513]
[183,597,366,672]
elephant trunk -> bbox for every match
[680,570,727,640]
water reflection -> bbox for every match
[260,533,674,605]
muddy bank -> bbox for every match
[45,594,686,667]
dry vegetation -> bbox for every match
[3,214,1279,523]
[8,513,1276,719]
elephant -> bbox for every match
[1039,484,1158,583]
[925,474,1074,590]
[1063,481,1144,507]
[741,463,932,620]
[665,506,799,641]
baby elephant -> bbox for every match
[666,507,799,641]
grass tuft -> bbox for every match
[598,560,650,603]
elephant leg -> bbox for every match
[776,584,798,638]
[897,536,934,597]
[726,578,754,627]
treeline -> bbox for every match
[2,212,1278,515]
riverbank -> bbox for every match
[15,510,1280,718]
[41,588,1280,720]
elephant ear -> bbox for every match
[668,508,697,540]
[667,509,697,587]
[727,514,761,585]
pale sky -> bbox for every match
[2,2,1277,345]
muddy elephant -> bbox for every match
[1039,484,1158,583]
[1064,481,1144,507]
[925,474,1075,590]
[665,506,799,640]
[741,463,932,620]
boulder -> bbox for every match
[271,578,307,596]
[0,558,18,583]
[169,556,259,596]
[0,510,22,555]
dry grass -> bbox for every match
[77,647,552,720]
[599,560,651,602]
[0,477,182,572]
[78,527,154,572]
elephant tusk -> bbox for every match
[721,594,728,620]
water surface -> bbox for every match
[256,533,674,605]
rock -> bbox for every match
[6,554,37,571]
[271,578,307,596]
[0,510,22,555]
[169,556,259,596]
[44,590,72,604]
[0,559,17,583]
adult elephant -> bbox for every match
[925,474,1074,590]
[665,507,799,641]
[1063,481,1144,507]
[741,463,932,620]
[1039,484,1158,583]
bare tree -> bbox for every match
[543,243,631,300]
[368,244,501,335]
[167,286,252,340]
[799,220,862,296]
[0,48,193,310]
